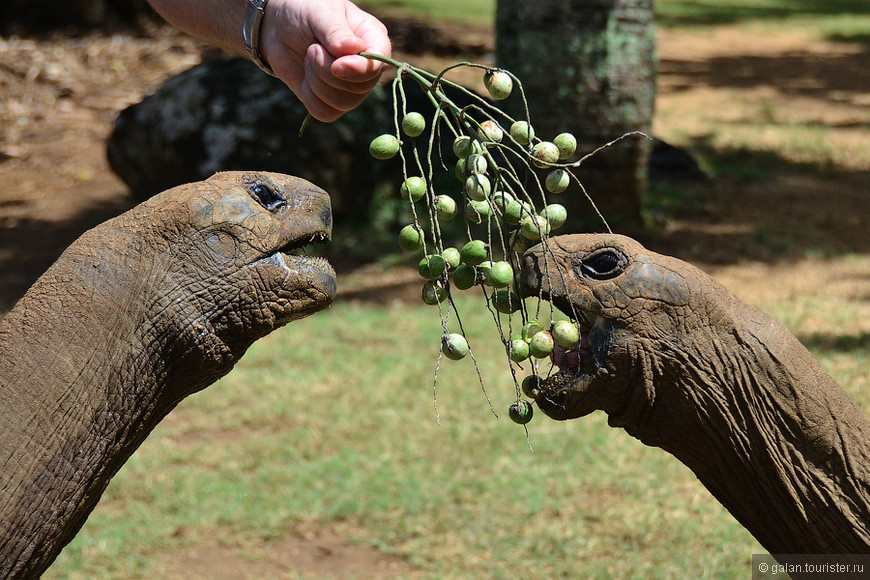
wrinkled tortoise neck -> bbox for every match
[635,307,870,554]
[0,233,229,579]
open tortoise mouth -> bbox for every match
[526,296,610,420]
[249,216,337,308]
[257,231,333,274]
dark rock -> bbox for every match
[108,58,412,223]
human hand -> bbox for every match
[260,0,392,122]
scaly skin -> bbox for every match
[521,233,870,555]
[0,172,336,579]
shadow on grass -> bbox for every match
[638,38,870,265]
[659,46,870,106]
[798,332,870,355]
[0,194,134,312]
[635,139,870,266]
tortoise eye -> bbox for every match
[251,182,286,211]
[580,248,626,280]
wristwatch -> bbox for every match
[243,0,276,76]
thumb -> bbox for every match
[319,23,367,59]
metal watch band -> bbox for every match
[243,0,276,76]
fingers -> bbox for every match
[298,44,381,121]
[322,9,392,80]
[301,6,391,120]
[261,0,392,121]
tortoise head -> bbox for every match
[177,171,336,328]
[90,171,338,390]
[520,233,729,435]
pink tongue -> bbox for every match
[551,344,580,370]
[551,332,590,371]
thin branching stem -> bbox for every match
[356,51,641,434]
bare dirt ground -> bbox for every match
[1,17,869,579]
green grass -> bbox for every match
[45,284,868,578]
[655,0,870,41]
[358,0,494,25]
[46,294,765,579]
[356,0,870,43]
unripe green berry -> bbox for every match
[545,169,571,194]
[529,330,555,358]
[369,134,400,160]
[466,153,489,175]
[460,240,488,266]
[509,121,535,145]
[421,280,447,305]
[552,320,580,347]
[520,214,550,241]
[455,158,467,180]
[532,141,560,168]
[465,199,491,224]
[521,375,541,399]
[492,288,521,314]
[398,224,424,252]
[464,173,491,201]
[418,254,446,280]
[508,339,530,362]
[442,333,469,360]
[400,176,426,202]
[491,190,514,213]
[553,132,577,160]
[434,195,457,220]
[542,204,567,231]
[453,135,473,159]
[478,120,504,143]
[522,320,545,341]
[442,247,461,271]
[485,70,513,100]
[402,112,426,137]
[485,261,514,288]
[509,400,534,424]
[453,264,477,290]
[502,199,524,225]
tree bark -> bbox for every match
[495,0,657,228]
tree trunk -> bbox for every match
[495,0,656,229]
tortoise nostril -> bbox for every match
[251,182,286,211]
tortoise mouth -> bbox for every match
[526,297,609,420]
[519,245,616,420]
[261,231,332,270]
[252,229,336,301]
